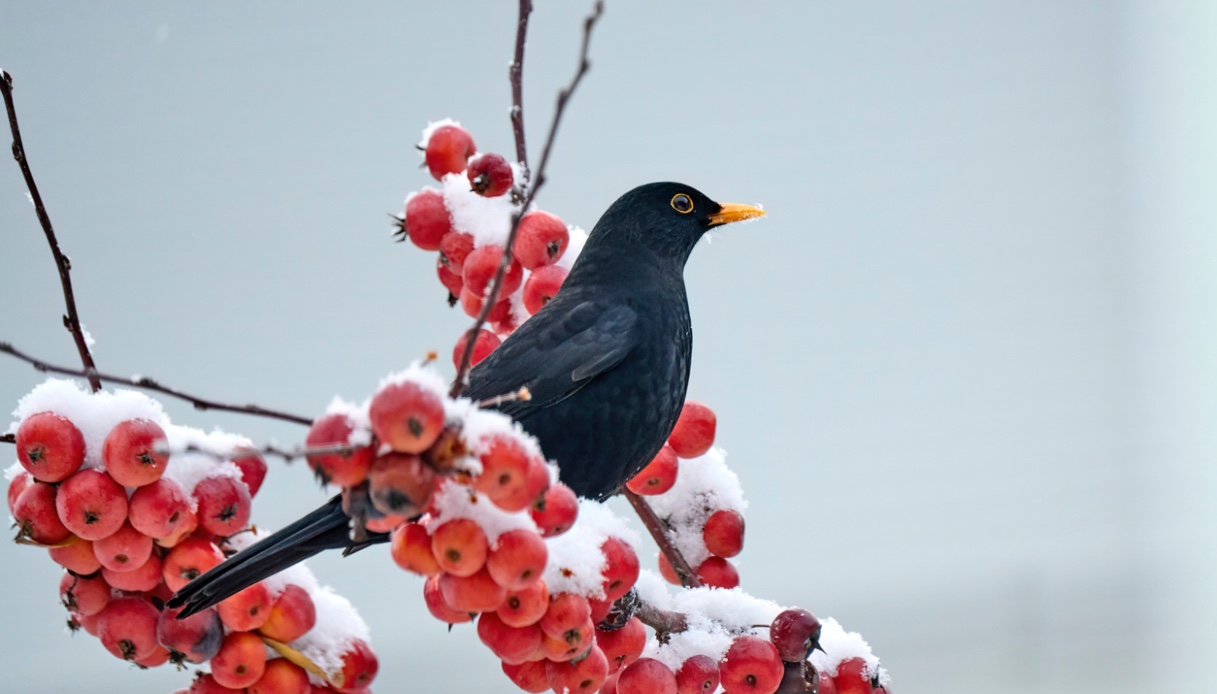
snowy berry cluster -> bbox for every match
[387,117,894,694]
[5,380,377,693]
[394,119,586,370]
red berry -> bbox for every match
[93,520,153,572]
[502,660,550,693]
[12,481,72,545]
[128,477,192,540]
[462,244,523,298]
[719,635,784,694]
[231,450,268,498]
[157,605,223,664]
[494,455,551,514]
[486,528,548,590]
[424,124,476,180]
[497,579,550,628]
[459,286,514,321]
[423,574,473,624]
[438,566,506,613]
[437,259,464,296]
[368,452,436,516]
[258,584,317,643]
[211,631,268,689]
[625,444,679,495]
[60,572,112,617]
[369,380,446,454]
[769,608,823,663]
[695,556,740,589]
[818,673,839,694]
[477,611,543,664]
[452,328,501,372]
[162,537,224,592]
[96,595,161,662]
[539,592,592,642]
[403,189,453,250]
[305,412,375,487]
[7,469,32,515]
[439,231,475,273]
[668,401,717,458]
[56,468,129,541]
[530,482,578,537]
[474,434,531,505]
[187,674,243,694]
[431,518,489,577]
[521,264,568,314]
[194,475,252,537]
[467,152,514,197]
[703,508,745,558]
[515,210,569,269]
[102,552,163,592]
[657,552,683,586]
[249,658,312,694]
[617,658,678,694]
[334,638,378,693]
[154,508,199,549]
[16,411,86,482]
[48,536,102,574]
[390,521,442,576]
[595,617,646,672]
[832,658,871,694]
[546,644,609,693]
[600,537,641,602]
[103,418,170,487]
[217,580,273,631]
[676,655,721,694]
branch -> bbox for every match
[0,70,101,393]
[635,599,689,637]
[0,342,313,426]
[0,433,13,445]
[450,0,604,397]
[509,0,533,176]
[625,490,703,588]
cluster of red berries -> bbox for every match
[6,382,377,693]
[394,120,578,369]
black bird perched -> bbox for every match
[169,182,764,617]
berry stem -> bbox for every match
[0,70,102,393]
[623,489,703,588]
[0,341,313,426]
[450,0,605,397]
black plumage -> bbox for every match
[169,182,763,617]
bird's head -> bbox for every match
[581,182,766,271]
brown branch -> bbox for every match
[0,433,13,445]
[0,341,313,426]
[0,70,101,393]
[635,599,689,637]
[625,490,703,588]
[164,441,355,463]
[509,0,533,176]
[450,0,604,397]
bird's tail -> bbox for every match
[167,495,385,618]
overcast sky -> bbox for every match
[1,2,1214,693]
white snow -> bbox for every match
[428,478,537,543]
[645,447,747,567]
[417,118,464,151]
[291,586,372,678]
[440,172,519,248]
[322,396,373,447]
[809,617,880,679]
[376,361,450,401]
[543,499,640,598]
[553,225,588,271]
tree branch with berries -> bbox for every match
[2,3,892,693]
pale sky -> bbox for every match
[1,2,1214,693]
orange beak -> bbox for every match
[707,202,766,227]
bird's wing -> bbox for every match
[463,300,639,418]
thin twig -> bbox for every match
[475,386,531,409]
[450,0,604,397]
[0,341,313,426]
[0,433,13,445]
[0,70,101,393]
[157,441,355,463]
[509,0,533,176]
[625,489,703,588]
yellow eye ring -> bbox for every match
[670,193,694,214]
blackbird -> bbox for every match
[169,182,764,617]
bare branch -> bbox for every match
[0,341,313,426]
[450,0,605,397]
[624,490,703,588]
[635,599,690,636]
[0,433,13,445]
[0,70,102,393]
[509,0,534,175]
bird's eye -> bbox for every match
[670,194,694,214]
